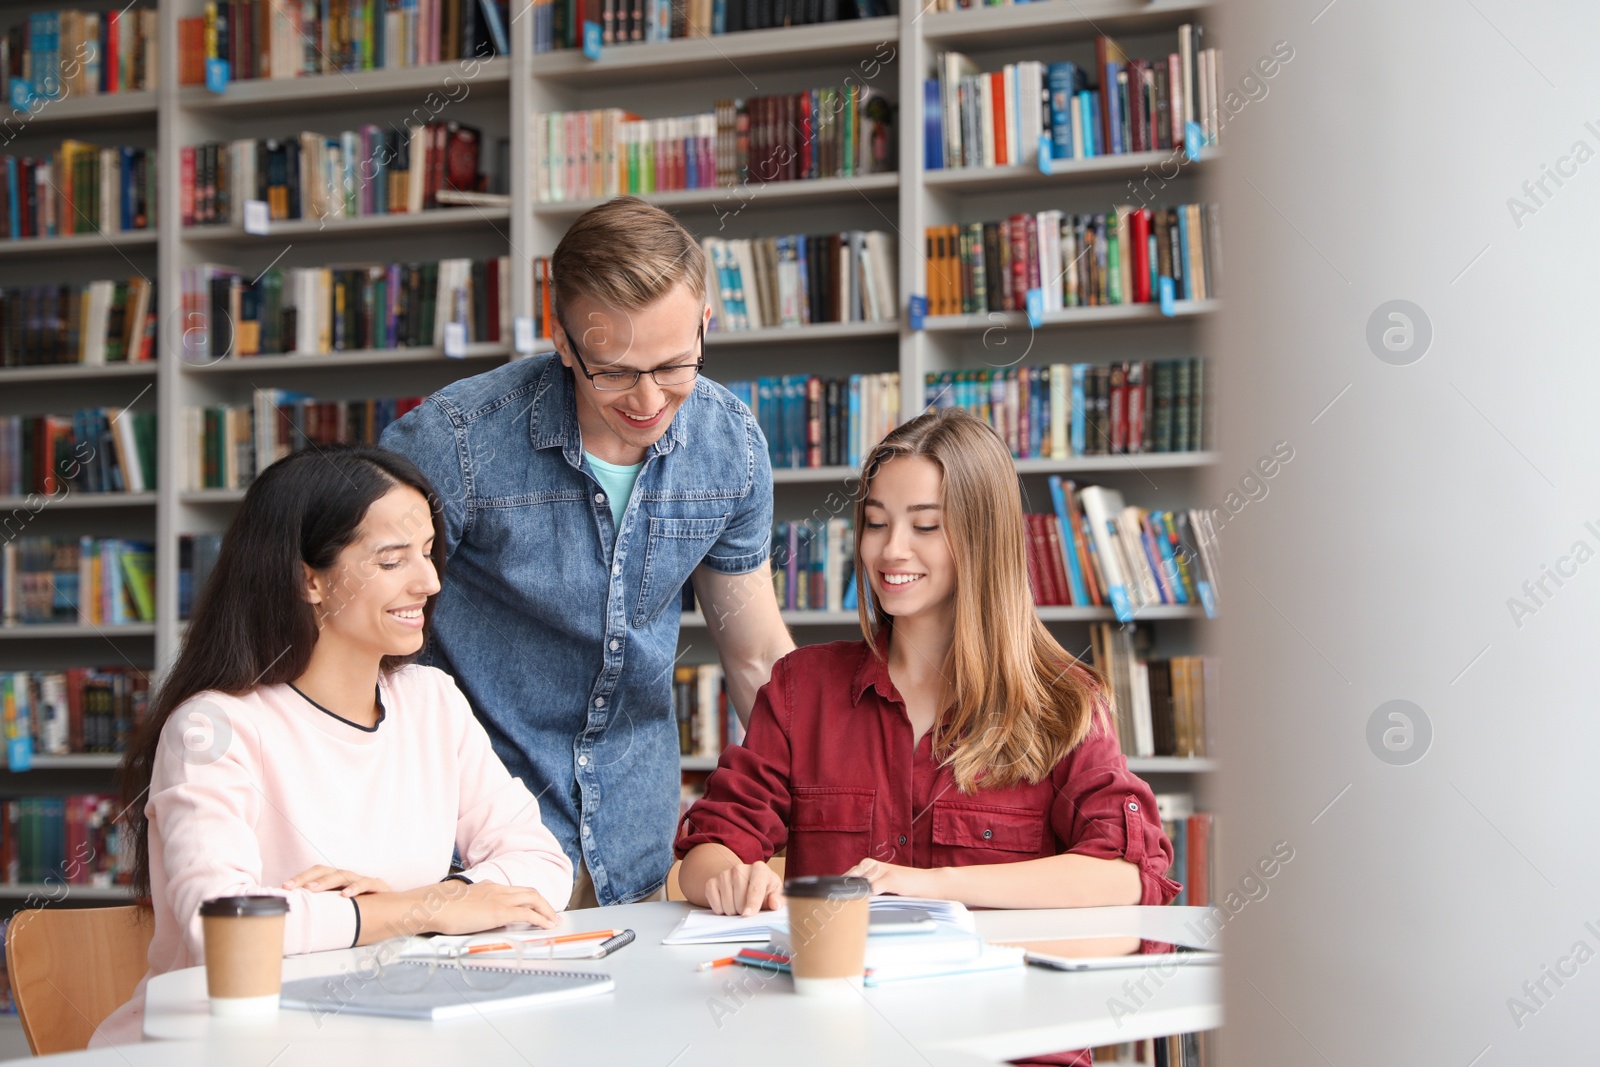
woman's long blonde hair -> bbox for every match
[854,407,1103,792]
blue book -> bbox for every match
[479,0,510,54]
[1047,476,1089,606]
[1069,364,1087,456]
[1151,512,1187,605]
[712,0,725,34]
[1105,62,1123,155]
[757,377,778,464]
[1176,207,1192,301]
[923,79,944,170]
[1046,62,1079,161]
[1029,366,1044,457]
[794,236,810,324]
[1083,91,1100,157]
[847,375,861,467]
[8,156,20,238]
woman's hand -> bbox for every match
[703,861,785,917]
[843,857,937,899]
[429,881,561,934]
[284,865,392,897]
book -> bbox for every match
[280,964,614,1020]
[701,232,896,333]
[662,896,975,945]
[534,0,886,52]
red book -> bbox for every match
[442,123,481,193]
[1023,514,1047,605]
[1041,515,1073,607]
[1130,208,1152,303]
[1186,813,1212,906]
[1007,214,1028,311]
[106,11,121,93]
[1126,361,1146,453]
[799,91,813,179]
[180,146,196,225]
[989,71,1008,166]
[1126,59,1149,152]
[1025,213,1041,293]
[1108,364,1126,453]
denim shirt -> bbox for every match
[380,354,772,904]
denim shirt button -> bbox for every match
[578,755,589,767]
[613,564,621,576]
[594,697,606,707]
[582,825,591,836]
[595,492,606,503]
[609,639,620,651]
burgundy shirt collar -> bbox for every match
[851,630,899,706]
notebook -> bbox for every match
[280,962,614,1020]
[662,896,975,945]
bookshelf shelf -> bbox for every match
[771,465,860,485]
[534,173,899,216]
[182,207,511,242]
[531,18,900,85]
[0,230,156,258]
[706,321,898,347]
[919,0,1206,47]
[8,89,158,129]
[178,59,511,114]
[0,883,132,900]
[0,624,155,639]
[0,492,156,510]
[922,300,1216,332]
[1011,452,1217,474]
[3,754,123,771]
[179,489,246,504]
[1125,757,1215,773]
[184,342,521,373]
[0,363,156,384]
[924,149,1210,193]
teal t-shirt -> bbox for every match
[585,451,643,530]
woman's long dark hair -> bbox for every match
[118,445,448,901]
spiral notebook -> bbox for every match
[280,962,614,1021]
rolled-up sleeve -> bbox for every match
[1050,718,1181,906]
[699,409,772,576]
[675,658,793,862]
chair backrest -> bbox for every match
[5,905,154,1055]
[665,856,787,902]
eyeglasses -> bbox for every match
[560,319,705,392]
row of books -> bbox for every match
[0,146,155,241]
[0,409,158,497]
[182,392,424,491]
[703,233,897,333]
[672,663,745,760]
[1034,479,1219,618]
[534,0,888,51]
[1091,1033,1213,1067]
[924,360,1208,458]
[1,668,149,757]
[182,122,489,227]
[182,258,507,362]
[533,88,894,202]
[0,538,155,627]
[4,8,158,99]
[924,203,1219,316]
[1156,794,1215,909]
[0,795,129,887]
[1091,624,1214,761]
[0,279,156,366]
[179,0,510,85]
[928,25,1218,169]
[724,373,900,470]
[178,534,223,620]
[772,518,856,614]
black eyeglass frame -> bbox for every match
[558,318,706,392]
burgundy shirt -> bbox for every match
[675,639,1181,906]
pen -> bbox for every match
[595,929,636,958]
[697,956,738,972]
[465,928,624,955]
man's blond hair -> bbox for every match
[552,196,706,315]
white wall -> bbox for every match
[1212,0,1600,1060]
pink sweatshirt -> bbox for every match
[96,664,572,1044]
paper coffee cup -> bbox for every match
[784,875,871,997]
[200,895,290,1016]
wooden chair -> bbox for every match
[5,905,154,1055]
[666,856,786,901]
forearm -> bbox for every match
[926,855,1143,910]
[349,882,466,946]
[677,843,745,908]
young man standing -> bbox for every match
[382,198,793,906]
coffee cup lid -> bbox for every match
[200,895,291,917]
[783,875,872,900]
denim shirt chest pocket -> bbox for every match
[633,513,731,627]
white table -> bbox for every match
[12,903,1221,1066]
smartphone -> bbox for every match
[869,909,936,935]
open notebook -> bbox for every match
[281,963,613,1021]
[662,896,976,945]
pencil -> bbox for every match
[697,956,738,972]
[464,929,624,955]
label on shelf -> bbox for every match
[243,200,270,236]
[908,294,927,331]
[1158,275,1176,317]
[1037,135,1053,176]
[1024,288,1044,328]
[6,736,30,773]
[583,21,603,59]
[9,78,34,111]
[1184,122,1204,162]
[1197,580,1217,619]
[443,322,468,358]
[205,58,231,94]
[513,316,536,355]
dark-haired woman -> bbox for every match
[96,445,572,1044]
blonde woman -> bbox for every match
[676,405,1178,914]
